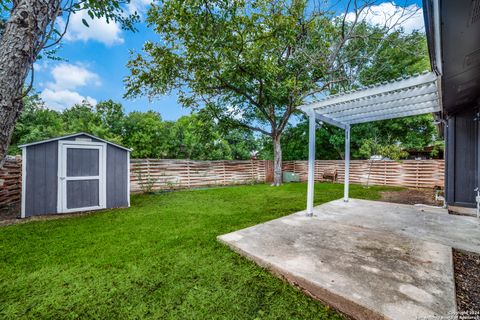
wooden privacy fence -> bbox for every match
[131,159,444,192]
[0,156,22,218]
[130,159,269,192]
[282,160,445,189]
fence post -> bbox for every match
[146,159,151,190]
[416,162,419,189]
[384,161,386,185]
[187,160,191,188]
[222,161,226,186]
[250,159,254,183]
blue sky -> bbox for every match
[33,0,424,121]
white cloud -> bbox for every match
[33,60,49,72]
[40,62,101,110]
[59,10,124,46]
[345,2,424,34]
[47,63,101,91]
[126,0,153,16]
[40,89,97,111]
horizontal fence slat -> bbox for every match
[130,159,269,192]
[132,159,444,192]
[0,157,22,217]
[282,160,444,188]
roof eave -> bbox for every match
[19,132,132,152]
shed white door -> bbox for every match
[58,141,107,213]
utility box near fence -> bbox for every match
[283,171,300,182]
[19,133,131,218]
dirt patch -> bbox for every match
[380,188,441,206]
[0,201,20,221]
[453,249,480,312]
[0,208,128,227]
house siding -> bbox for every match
[446,107,479,207]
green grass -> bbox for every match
[0,182,400,319]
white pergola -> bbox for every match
[299,71,441,215]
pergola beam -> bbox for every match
[336,101,439,123]
[327,90,438,120]
[315,113,347,129]
[315,83,438,115]
[349,105,439,124]
[301,72,437,112]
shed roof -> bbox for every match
[299,72,441,129]
[19,132,132,151]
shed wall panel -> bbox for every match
[25,141,58,216]
[66,179,99,208]
[106,145,129,208]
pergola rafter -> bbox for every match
[299,71,441,215]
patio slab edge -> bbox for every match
[218,233,386,320]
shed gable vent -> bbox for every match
[471,0,480,25]
[75,137,92,142]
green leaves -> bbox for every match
[0,0,10,13]
[81,18,90,27]
[126,0,325,137]
[124,0,437,164]
[10,95,259,160]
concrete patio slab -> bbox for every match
[218,199,480,320]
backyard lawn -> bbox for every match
[0,182,399,319]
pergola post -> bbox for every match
[344,125,350,202]
[306,111,316,216]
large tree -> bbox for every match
[125,0,419,185]
[0,0,137,165]
[278,30,439,161]
[8,93,64,155]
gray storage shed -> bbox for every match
[20,133,131,218]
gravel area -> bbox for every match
[453,249,480,312]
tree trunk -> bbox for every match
[272,133,282,186]
[0,0,59,165]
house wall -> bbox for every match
[446,106,479,208]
